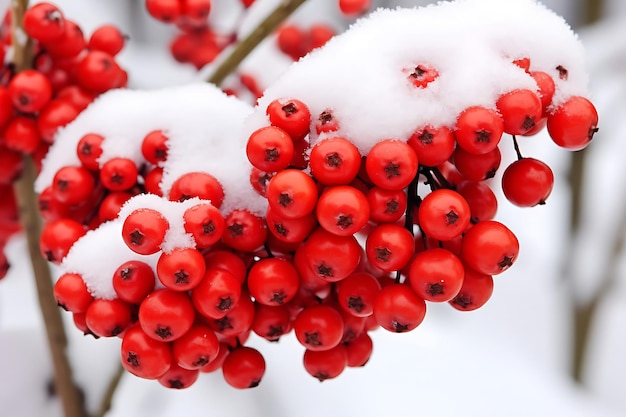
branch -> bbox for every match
[207,0,307,86]
[11,2,87,416]
[94,365,125,417]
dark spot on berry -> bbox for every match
[314,372,329,382]
[202,221,215,235]
[445,210,459,225]
[304,331,322,346]
[282,102,297,116]
[193,357,209,367]
[278,193,292,207]
[384,199,399,213]
[174,270,189,284]
[249,380,261,388]
[453,295,472,309]
[410,65,426,78]
[155,326,173,339]
[57,301,67,311]
[218,296,233,311]
[110,172,124,184]
[384,162,401,178]
[228,223,244,237]
[556,65,568,80]
[267,325,284,339]
[319,111,333,124]
[46,9,63,23]
[80,143,92,155]
[470,216,479,224]
[316,263,333,277]
[178,194,192,202]
[129,230,144,245]
[215,317,233,331]
[418,130,434,145]
[126,352,140,367]
[18,94,30,106]
[589,126,599,141]
[522,116,535,131]
[336,215,353,229]
[154,148,166,160]
[274,223,288,236]
[45,250,55,262]
[270,291,286,304]
[497,255,514,269]
[348,296,365,313]
[427,282,444,296]
[376,247,392,262]
[120,267,133,280]
[56,179,68,191]
[168,379,185,389]
[39,200,49,211]
[326,152,342,168]
[475,130,491,143]
[110,326,123,337]
[485,168,497,180]
[391,321,409,333]
[265,148,279,162]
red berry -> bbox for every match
[294,304,344,351]
[122,208,169,255]
[168,172,224,208]
[335,272,382,317]
[89,24,125,56]
[42,20,86,58]
[547,96,599,151]
[366,186,407,224]
[8,69,53,114]
[191,268,241,319]
[339,0,371,17]
[303,344,348,381]
[156,247,206,291]
[496,89,543,135]
[40,218,86,264]
[23,3,65,42]
[85,298,133,337]
[309,137,361,185]
[266,98,311,140]
[183,203,225,248]
[266,169,318,219]
[408,248,464,302]
[449,267,494,311]
[138,289,195,342]
[100,158,139,191]
[222,346,265,389]
[157,363,199,389]
[37,99,80,143]
[112,260,156,304]
[418,189,471,241]
[121,325,172,379]
[221,210,267,252]
[365,139,418,190]
[454,106,504,154]
[76,50,123,94]
[52,166,95,206]
[53,272,94,313]
[2,117,41,154]
[246,126,294,173]
[76,133,104,171]
[172,324,219,370]
[408,125,454,167]
[141,130,169,165]
[316,185,369,236]
[365,223,414,272]
[146,0,182,23]
[247,258,300,306]
[407,64,439,89]
[461,220,519,275]
[373,284,426,333]
[502,158,554,207]
[300,228,361,282]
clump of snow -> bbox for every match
[242,0,589,155]
[35,83,266,216]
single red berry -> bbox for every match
[157,363,199,389]
[407,64,439,89]
[53,272,94,313]
[336,272,382,317]
[547,96,598,151]
[203,250,247,284]
[316,185,370,236]
[76,133,104,171]
[502,158,554,207]
[418,189,471,241]
[496,89,543,135]
[455,180,498,223]
[454,106,504,154]
[221,210,267,252]
[222,346,266,389]
[168,172,224,208]
[52,166,95,206]
[85,298,133,337]
[183,203,225,248]
[100,158,139,191]
[294,304,344,351]
[172,324,219,370]
[112,260,156,304]
[206,292,255,337]
[408,125,455,167]
[156,247,206,291]
[300,227,362,282]
[365,223,414,272]
[139,289,196,342]
[40,218,86,264]
[247,258,300,306]
[276,25,306,60]
[365,139,418,190]
[530,71,556,116]
[266,169,318,219]
[366,186,407,224]
[42,20,86,58]
[2,117,41,154]
[23,3,65,42]
[146,0,182,23]
[373,284,426,333]
[76,50,123,94]
[265,206,317,243]
[408,248,465,302]
[266,98,311,140]
[246,126,294,173]
[449,267,494,311]
[122,208,169,255]
[191,268,241,319]
[8,69,53,114]
[121,325,172,379]
[98,192,133,223]
[141,130,169,165]
[37,99,80,143]
[251,303,292,342]
[309,137,361,185]
[89,24,125,56]
[453,146,501,181]
[461,220,519,275]
[303,344,348,381]
[339,0,371,17]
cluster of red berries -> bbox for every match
[276,23,335,62]
[145,0,236,70]
[0,2,127,278]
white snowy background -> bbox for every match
[1,0,625,416]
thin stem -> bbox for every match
[11,2,87,416]
[419,166,441,192]
[94,365,125,417]
[403,176,419,236]
[207,0,307,86]
[511,135,523,160]
[428,166,454,190]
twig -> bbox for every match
[207,0,307,86]
[94,365,125,417]
[11,1,87,416]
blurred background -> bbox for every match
[1,0,625,416]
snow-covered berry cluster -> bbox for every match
[39,0,597,389]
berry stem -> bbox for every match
[207,0,307,86]
[512,135,524,160]
[429,166,454,190]
[403,175,419,236]
[419,166,441,191]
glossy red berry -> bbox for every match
[85,298,133,337]
[89,24,125,56]
[121,325,172,379]
[365,223,414,272]
[112,260,156,304]
[303,344,348,381]
[373,284,426,333]
[365,139,418,190]
[139,289,195,342]
[309,137,361,185]
[183,203,225,248]
[496,89,543,135]
[461,220,519,275]
[122,208,169,255]
[168,172,224,208]
[336,272,382,317]
[247,258,300,306]
[246,126,294,173]
[454,106,504,154]
[8,69,53,114]
[222,346,265,389]
[294,304,344,351]
[266,98,311,140]
[191,268,241,319]
[407,64,439,89]
[52,166,95,206]
[316,185,370,236]
[502,158,554,207]
[76,133,104,171]
[23,3,66,42]
[408,248,464,302]
[266,169,318,219]
[172,324,219,370]
[141,130,169,165]
[408,125,454,167]
[156,247,206,291]
[547,96,599,151]
[449,267,494,311]
[53,272,94,313]
[39,218,86,264]
[418,189,471,241]
[100,158,138,191]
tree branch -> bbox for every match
[94,365,125,417]
[207,0,307,86]
[11,1,87,416]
